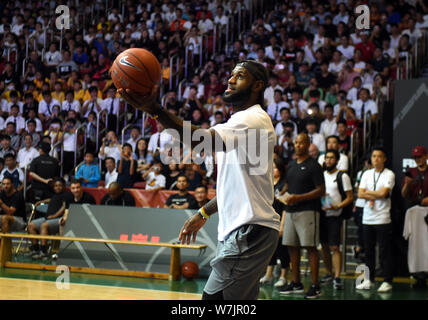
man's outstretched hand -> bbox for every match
[117,85,159,115]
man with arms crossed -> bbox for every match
[357,147,395,292]
[119,60,280,300]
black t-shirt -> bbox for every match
[273,178,287,215]
[100,191,136,207]
[47,191,72,216]
[284,157,324,213]
[30,154,60,191]
[117,159,138,189]
[338,135,351,154]
[166,192,198,209]
[0,190,26,221]
[65,192,96,205]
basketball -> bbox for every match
[110,48,161,95]
[181,261,199,280]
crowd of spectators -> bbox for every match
[0,0,427,286]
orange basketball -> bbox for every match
[181,261,199,280]
[110,48,161,95]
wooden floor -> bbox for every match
[0,277,202,300]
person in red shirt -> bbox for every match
[355,31,375,62]
[170,8,186,31]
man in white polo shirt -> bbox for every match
[119,60,280,300]
[357,146,395,293]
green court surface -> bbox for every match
[0,267,426,300]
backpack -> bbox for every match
[336,171,353,220]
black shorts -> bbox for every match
[320,215,342,246]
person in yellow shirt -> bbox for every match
[82,80,103,101]
[33,71,45,90]
[51,82,65,104]
[73,80,85,104]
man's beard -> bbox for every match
[222,84,253,107]
[326,164,337,172]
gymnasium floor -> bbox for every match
[0,267,426,300]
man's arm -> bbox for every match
[286,184,326,205]
[47,202,66,219]
[29,172,52,185]
[118,88,226,151]
[359,187,391,200]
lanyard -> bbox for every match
[373,169,384,191]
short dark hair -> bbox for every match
[195,185,207,191]
[325,149,340,161]
[326,135,339,144]
[70,178,82,186]
[177,174,188,182]
[371,145,387,157]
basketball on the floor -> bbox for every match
[110,48,161,95]
[181,261,199,280]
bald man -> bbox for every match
[279,133,325,299]
[100,182,135,206]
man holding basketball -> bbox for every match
[119,60,280,300]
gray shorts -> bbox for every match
[30,217,61,235]
[204,224,279,300]
[282,210,320,247]
[0,215,26,232]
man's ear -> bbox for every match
[253,80,264,93]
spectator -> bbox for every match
[17,134,40,169]
[165,175,198,209]
[279,133,325,299]
[143,161,166,191]
[267,89,290,125]
[27,177,70,259]
[319,104,337,139]
[75,151,101,188]
[351,88,378,121]
[61,90,81,116]
[264,75,284,106]
[134,138,153,176]
[4,104,26,134]
[117,143,137,189]
[357,147,395,292]
[4,122,20,151]
[101,85,119,132]
[43,42,62,74]
[0,177,26,233]
[309,143,320,160]
[0,135,16,158]
[353,155,372,262]
[260,157,290,288]
[126,126,142,153]
[58,118,77,179]
[275,107,298,139]
[29,141,60,202]
[25,109,43,134]
[57,50,78,80]
[38,90,61,123]
[103,157,118,189]
[336,120,351,155]
[401,146,428,208]
[100,182,135,206]
[99,130,122,164]
[194,184,209,208]
[320,149,353,290]
[0,154,24,191]
[82,86,102,119]
[147,121,173,159]
[318,136,349,172]
[306,118,325,154]
[165,161,182,190]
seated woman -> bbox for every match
[134,138,153,180]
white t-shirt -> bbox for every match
[145,171,166,190]
[105,169,118,188]
[322,170,352,217]
[337,45,355,60]
[61,100,81,113]
[212,104,280,241]
[17,147,40,169]
[403,206,428,273]
[63,132,77,152]
[359,168,395,225]
[351,99,378,120]
[308,132,326,153]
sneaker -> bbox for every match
[32,251,49,260]
[333,277,343,290]
[279,281,304,294]
[274,277,287,288]
[377,282,392,293]
[259,275,273,284]
[320,274,333,284]
[304,284,321,299]
[356,279,374,290]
